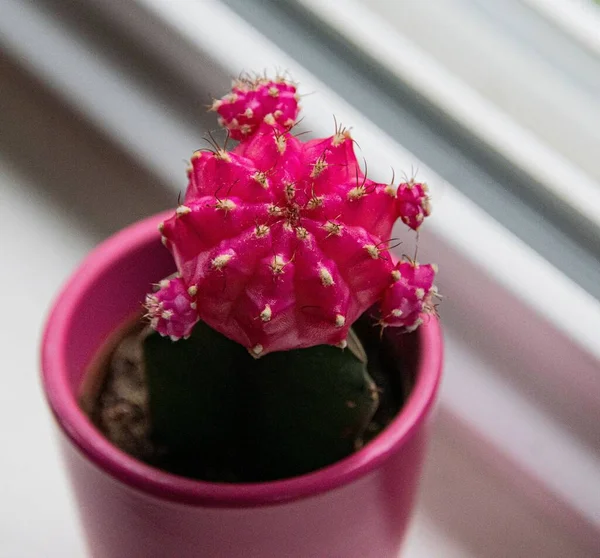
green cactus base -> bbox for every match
[143,314,409,483]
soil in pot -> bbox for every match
[80,312,416,483]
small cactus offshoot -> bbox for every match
[212,75,300,140]
[140,74,439,482]
[396,179,431,231]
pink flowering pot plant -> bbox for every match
[42,74,443,558]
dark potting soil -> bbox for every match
[90,327,156,462]
[88,316,412,479]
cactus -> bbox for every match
[380,261,438,331]
[212,74,300,140]
[144,276,198,340]
[144,323,379,481]
[141,74,438,481]
[396,179,431,231]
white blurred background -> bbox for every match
[1,1,599,556]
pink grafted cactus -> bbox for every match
[150,76,437,356]
[212,76,300,141]
[380,261,437,331]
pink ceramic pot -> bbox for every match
[41,211,443,558]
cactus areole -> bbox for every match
[106,75,438,482]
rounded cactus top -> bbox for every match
[145,75,437,356]
[212,75,300,141]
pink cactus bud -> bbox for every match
[213,77,300,141]
[380,261,437,331]
[396,180,431,230]
[144,276,199,341]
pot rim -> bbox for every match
[41,211,443,508]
